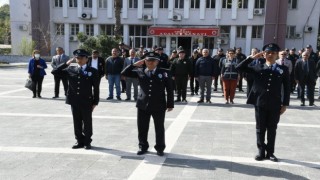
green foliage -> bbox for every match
[18,37,36,55]
[77,33,119,58]
[0,48,11,54]
[0,4,10,44]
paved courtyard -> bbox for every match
[0,64,319,180]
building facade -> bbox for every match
[10,0,320,56]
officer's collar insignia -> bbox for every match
[163,72,168,78]
[276,67,283,74]
[158,74,162,78]
[88,72,92,76]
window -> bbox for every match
[190,0,200,9]
[129,25,152,48]
[54,0,63,7]
[83,0,92,8]
[99,0,107,8]
[252,26,263,38]
[70,24,79,35]
[236,26,246,38]
[129,0,138,8]
[100,25,123,36]
[159,0,168,8]
[286,26,296,38]
[220,26,231,37]
[222,0,232,9]
[238,0,248,9]
[55,23,64,35]
[144,0,153,8]
[254,0,265,8]
[69,0,77,7]
[206,0,215,8]
[175,0,184,9]
[85,24,94,36]
[288,0,297,9]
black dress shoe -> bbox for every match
[106,97,113,100]
[254,154,265,161]
[266,154,278,162]
[213,88,217,91]
[52,96,59,99]
[195,92,198,95]
[116,96,122,100]
[239,90,244,92]
[191,92,194,95]
[309,103,315,106]
[182,99,187,102]
[174,99,181,102]
[72,143,84,149]
[197,99,204,103]
[125,98,131,101]
[206,100,211,103]
[137,149,147,155]
[157,151,164,156]
[32,95,36,98]
[84,144,91,150]
[300,103,305,106]
[37,95,42,98]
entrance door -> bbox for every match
[178,37,192,57]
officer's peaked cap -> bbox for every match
[73,49,90,57]
[142,52,160,61]
[262,43,280,52]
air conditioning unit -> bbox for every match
[220,38,229,45]
[304,26,312,33]
[172,14,182,21]
[253,9,264,16]
[19,24,28,31]
[69,35,78,42]
[143,14,152,21]
[295,33,302,39]
[80,13,92,20]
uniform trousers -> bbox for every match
[246,79,254,97]
[222,79,237,101]
[125,77,139,100]
[137,108,166,152]
[198,76,213,100]
[255,106,280,156]
[175,75,188,100]
[71,103,93,145]
[31,75,44,96]
[189,75,199,93]
[54,75,68,96]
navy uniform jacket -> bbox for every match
[121,65,174,111]
[236,57,290,108]
[87,57,105,78]
[58,63,100,106]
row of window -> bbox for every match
[55,24,264,39]
[55,0,298,9]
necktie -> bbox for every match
[58,55,61,63]
[281,59,284,66]
[148,70,153,77]
[304,61,308,73]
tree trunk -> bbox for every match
[114,0,122,40]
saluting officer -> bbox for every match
[121,52,174,156]
[236,43,290,162]
[170,48,193,102]
[57,49,100,150]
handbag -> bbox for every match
[25,78,33,91]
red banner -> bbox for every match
[148,27,220,36]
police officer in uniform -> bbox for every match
[236,43,290,162]
[121,52,174,156]
[170,48,193,102]
[57,49,100,150]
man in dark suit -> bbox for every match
[87,50,105,81]
[57,49,100,150]
[236,43,290,162]
[294,52,317,106]
[235,47,247,92]
[121,52,174,156]
[51,47,69,98]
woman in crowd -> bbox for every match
[220,49,239,104]
[28,50,47,98]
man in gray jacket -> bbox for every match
[123,49,140,101]
[51,47,69,98]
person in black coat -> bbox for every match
[235,47,247,92]
[121,52,174,156]
[236,43,290,162]
[294,52,317,106]
[57,49,100,150]
[87,50,106,80]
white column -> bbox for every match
[122,0,128,18]
[184,0,190,19]
[77,0,82,17]
[137,0,143,19]
[92,0,98,18]
[166,36,171,55]
[168,0,174,18]
[107,0,113,18]
[215,0,222,19]
[64,23,70,55]
[199,0,206,20]
[153,0,159,19]
[230,26,236,48]
[248,0,254,19]
[123,25,129,45]
[63,0,68,17]
[94,24,99,36]
[79,24,84,33]
[245,26,252,55]
[231,0,237,19]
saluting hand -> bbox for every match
[280,106,287,115]
[67,58,75,65]
[133,60,145,67]
[251,52,264,59]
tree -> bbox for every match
[0,4,10,44]
[18,37,36,55]
[114,0,122,41]
[77,32,118,58]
